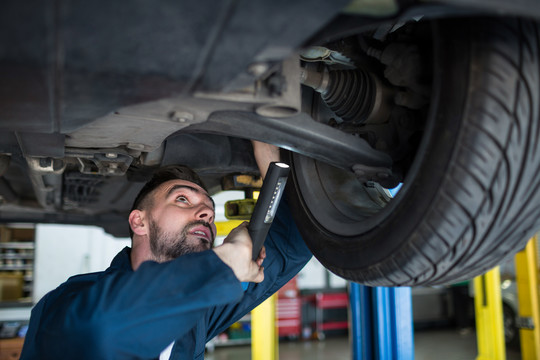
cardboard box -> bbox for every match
[0,273,23,301]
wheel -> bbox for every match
[288,17,540,286]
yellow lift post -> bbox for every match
[514,234,540,359]
[251,294,278,360]
[474,266,506,360]
[215,220,278,360]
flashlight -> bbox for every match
[248,162,290,260]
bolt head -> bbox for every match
[248,62,269,77]
[170,111,194,123]
[128,144,145,151]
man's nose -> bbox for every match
[195,204,214,223]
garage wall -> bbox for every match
[34,225,130,302]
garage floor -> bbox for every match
[206,328,522,360]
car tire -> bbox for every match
[287,17,540,286]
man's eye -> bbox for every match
[176,195,189,203]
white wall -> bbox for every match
[34,224,130,303]
[297,257,326,289]
[296,257,348,290]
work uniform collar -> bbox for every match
[109,246,134,271]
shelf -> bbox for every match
[0,226,35,304]
[0,266,33,271]
[0,243,34,250]
[0,254,33,260]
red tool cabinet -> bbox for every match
[276,277,302,338]
[303,292,349,340]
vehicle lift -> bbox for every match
[474,233,540,360]
[514,235,540,359]
[349,284,414,359]
[474,266,506,360]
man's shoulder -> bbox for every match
[62,248,131,285]
[55,252,130,296]
[53,268,111,296]
[65,269,108,283]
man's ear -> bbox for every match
[129,210,147,236]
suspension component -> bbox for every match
[301,62,393,124]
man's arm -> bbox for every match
[251,140,281,179]
[204,141,313,339]
[210,140,281,283]
[21,250,245,360]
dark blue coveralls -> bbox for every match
[20,201,312,359]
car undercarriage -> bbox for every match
[1,0,540,285]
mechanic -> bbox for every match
[20,141,312,360]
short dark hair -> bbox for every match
[128,165,207,238]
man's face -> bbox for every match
[145,179,217,262]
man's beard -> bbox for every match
[148,218,214,262]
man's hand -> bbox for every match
[212,222,266,283]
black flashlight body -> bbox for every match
[248,162,290,260]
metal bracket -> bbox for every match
[66,148,134,176]
[353,163,398,188]
[26,157,66,174]
[517,316,535,330]
[300,47,355,68]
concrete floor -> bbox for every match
[206,328,522,360]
